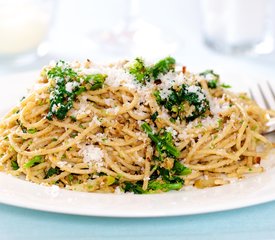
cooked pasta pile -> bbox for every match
[0,57,273,193]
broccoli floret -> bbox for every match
[129,58,151,84]
[122,160,191,194]
[151,57,175,79]
[129,57,176,84]
[141,123,180,158]
[46,61,106,120]
[199,69,220,89]
[84,74,107,90]
[45,167,61,178]
[155,84,209,121]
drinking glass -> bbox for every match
[0,0,55,66]
[200,0,274,55]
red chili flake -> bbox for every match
[154,79,162,85]
[254,156,261,164]
[182,66,186,74]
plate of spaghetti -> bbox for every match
[0,57,274,217]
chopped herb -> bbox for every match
[52,138,58,142]
[11,160,19,170]
[70,132,78,138]
[21,127,27,133]
[217,118,223,129]
[74,86,86,95]
[27,128,37,134]
[70,116,77,122]
[195,122,203,128]
[151,111,159,122]
[106,176,116,186]
[20,96,26,102]
[153,90,163,105]
[251,125,258,131]
[169,118,176,123]
[24,155,43,168]
[37,99,44,106]
[45,167,61,178]
[68,174,74,182]
[3,136,8,141]
[17,120,27,133]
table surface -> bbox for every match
[1,0,275,239]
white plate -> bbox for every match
[0,69,274,218]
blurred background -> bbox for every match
[1,0,275,75]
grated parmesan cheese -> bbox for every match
[209,97,230,116]
[106,107,119,114]
[165,126,178,138]
[89,115,101,127]
[79,144,104,170]
[57,161,67,168]
[65,81,79,93]
[114,186,123,194]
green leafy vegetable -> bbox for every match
[123,181,145,194]
[148,180,183,192]
[141,123,180,158]
[173,160,192,176]
[45,167,61,178]
[220,83,231,88]
[70,116,77,122]
[150,111,159,122]
[122,160,191,194]
[199,70,231,89]
[153,90,163,105]
[68,174,74,182]
[207,79,218,89]
[11,160,19,170]
[24,155,43,168]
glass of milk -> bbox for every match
[200,0,274,55]
[0,0,55,65]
